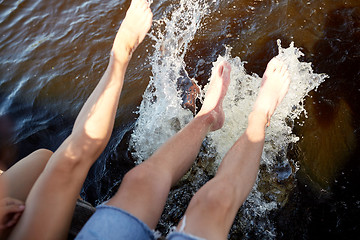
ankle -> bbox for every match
[112,30,137,63]
[196,109,223,132]
[195,111,214,128]
[111,45,132,65]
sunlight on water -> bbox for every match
[129,0,328,238]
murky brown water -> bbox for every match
[1,0,360,239]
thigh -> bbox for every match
[1,149,52,202]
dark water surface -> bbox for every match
[1,0,360,239]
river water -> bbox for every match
[1,0,359,239]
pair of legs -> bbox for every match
[1,0,153,239]
[106,57,289,239]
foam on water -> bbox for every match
[130,0,327,238]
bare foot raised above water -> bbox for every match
[112,0,153,63]
[253,57,290,125]
[197,61,231,131]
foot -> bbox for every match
[112,0,153,63]
[197,61,231,131]
[253,57,290,124]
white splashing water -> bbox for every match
[130,0,327,238]
[209,41,327,165]
[130,0,208,161]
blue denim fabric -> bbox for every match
[76,205,204,240]
[75,205,156,240]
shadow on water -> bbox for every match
[276,7,360,239]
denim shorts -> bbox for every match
[76,205,204,240]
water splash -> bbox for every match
[130,0,210,162]
[209,40,327,166]
[130,0,327,238]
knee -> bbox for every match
[122,166,149,187]
[121,163,172,193]
[190,178,237,214]
[29,148,53,167]
[33,148,53,159]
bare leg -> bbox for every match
[9,1,152,240]
[1,149,52,202]
[179,58,290,240]
[106,61,231,229]
[0,150,52,240]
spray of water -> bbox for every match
[209,41,327,166]
[130,0,327,238]
[130,0,209,162]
